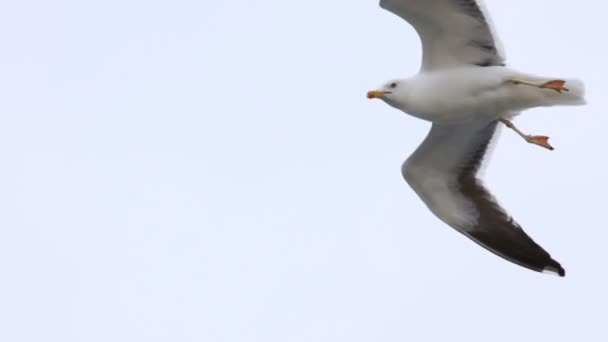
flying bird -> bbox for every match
[367,0,586,276]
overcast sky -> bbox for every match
[1,0,607,341]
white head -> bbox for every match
[367,79,409,110]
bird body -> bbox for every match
[367,0,587,276]
[381,66,585,124]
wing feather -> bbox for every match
[402,121,565,276]
[379,0,505,70]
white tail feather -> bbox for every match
[560,78,586,105]
[511,75,587,108]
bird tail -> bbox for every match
[558,78,586,105]
[521,76,586,106]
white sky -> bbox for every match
[1,0,607,341]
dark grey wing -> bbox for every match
[379,0,505,70]
[402,120,565,276]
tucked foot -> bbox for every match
[540,80,569,93]
[508,79,570,93]
[525,135,554,151]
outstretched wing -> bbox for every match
[402,120,565,276]
[379,0,505,70]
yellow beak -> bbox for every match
[367,90,388,99]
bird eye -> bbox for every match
[389,82,397,88]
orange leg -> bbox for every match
[509,79,569,93]
[498,118,554,151]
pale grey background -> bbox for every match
[0,1,606,341]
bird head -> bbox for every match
[367,79,408,109]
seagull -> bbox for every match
[367,0,586,276]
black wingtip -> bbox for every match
[543,261,566,277]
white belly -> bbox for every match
[400,67,521,123]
